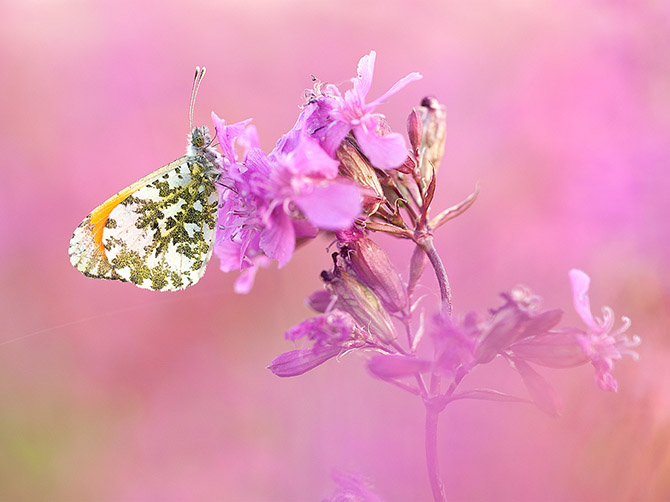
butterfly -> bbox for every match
[69,67,223,291]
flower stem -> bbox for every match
[425,404,447,502]
[417,236,452,316]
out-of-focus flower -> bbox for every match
[365,270,641,414]
[430,312,478,379]
[568,269,641,392]
[475,286,563,364]
[409,288,565,415]
[367,353,431,380]
[322,470,384,502]
[268,310,362,377]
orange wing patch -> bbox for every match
[69,154,220,291]
[87,185,142,255]
[68,186,141,281]
[68,157,187,281]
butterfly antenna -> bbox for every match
[189,66,207,131]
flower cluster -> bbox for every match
[210,51,641,501]
[270,252,639,411]
[211,51,425,293]
[209,49,639,404]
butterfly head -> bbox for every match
[186,68,221,179]
[187,125,221,182]
[187,125,213,155]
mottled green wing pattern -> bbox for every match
[69,156,219,291]
[102,158,219,291]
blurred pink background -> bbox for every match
[1,0,669,500]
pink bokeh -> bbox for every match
[1,0,669,500]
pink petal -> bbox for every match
[513,359,562,417]
[450,389,528,403]
[259,209,295,267]
[519,309,563,338]
[474,302,528,364]
[268,347,341,377]
[569,269,598,330]
[293,182,361,230]
[234,266,258,294]
[215,238,243,272]
[244,147,273,178]
[320,120,351,157]
[292,219,319,239]
[354,122,408,170]
[237,123,260,153]
[306,290,334,313]
[233,255,270,294]
[289,135,340,178]
[368,72,423,108]
[210,112,252,166]
[593,358,618,392]
[284,311,355,343]
[273,105,313,155]
[510,330,589,368]
[353,50,376,99]
[367,354,431,379]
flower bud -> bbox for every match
[395,157,414,175]
[407,108,423,155]
[306,289,334,313]
[417,96,447,183]
[335,136,385,215]
[407,245,428,297]
[336,228,408,313]
[321,267,397,343]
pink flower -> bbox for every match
[215,236,269,294]
[474,286,563,365]
[309,51,422,170]
[252,134,362,266]
[268,311,361,377]
[211,112,255,169]
[211,113,269,285]
[212,112,361,275]
[569,269,640,392]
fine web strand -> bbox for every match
[0,291,217,347]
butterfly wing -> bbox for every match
[69,156,219,291]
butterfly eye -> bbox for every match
[191,130,205,147]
